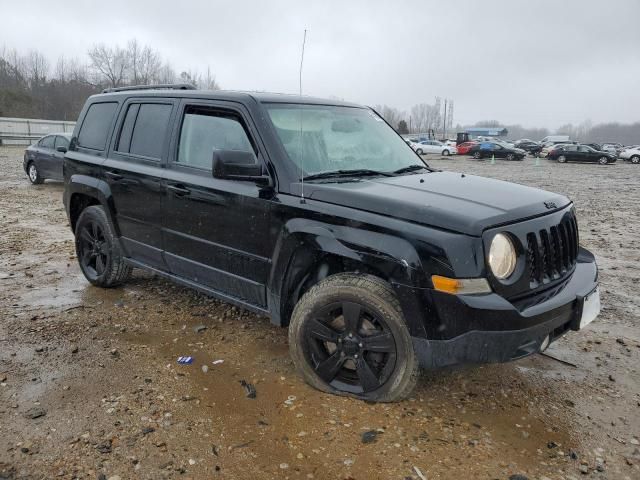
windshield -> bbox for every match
[266,104,426,176]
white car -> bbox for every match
[619,146,640,164]
[415,140,457,156]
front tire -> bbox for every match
[473,151,482,159]
[416,148,423,155]
[630,155,640,164]
[75,206,132,287]
[557,155,567,163]
[27,162,44,184]
[289,274,418,402]
[598,156,609,165]
[506,153,515,161]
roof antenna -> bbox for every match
[299,28,307,204]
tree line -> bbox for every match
[375,104,640,145]
[0,40,219,121]
[2,41,638,145]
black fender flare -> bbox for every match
[65,174,120,236]
[266,218,429,337]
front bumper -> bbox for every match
[413,249,599,369]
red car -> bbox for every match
[457,141,477,155]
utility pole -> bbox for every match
[442,99,447,140]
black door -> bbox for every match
[51,136,69,180]
[561,145,578,161]
[37,135,56,177]
[492,144,507,158]
[577,145,597,162]
[161,101,273,309]
[104,100,176,269]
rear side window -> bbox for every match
[40,136,55,149]
[116,103,172,160]
[78,102,118,150]
[177,108,255,169]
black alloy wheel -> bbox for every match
[77,220,109,282]
[473,151,482,159]
[289,274,418,402]
[75,206,131,287]
[302,300,397,395]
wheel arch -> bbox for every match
[267,219,429,337]
[66,175,120,236]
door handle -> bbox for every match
[167,184,191,196]
[105,171,124,181]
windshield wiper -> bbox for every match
[302,169,393,181]
[392,164,430,175]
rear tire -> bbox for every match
[75,205,132,288]
[630,155,640,164]
[289,273,419,403]
[442,149,450,156]
[27,162,44,184]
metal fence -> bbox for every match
[0,117,76,146]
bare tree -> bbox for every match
[26,50,49,86]
[157,63,177,84]
[127,39,162,85]
[199,66,220,90]
[88,44,130,88]
[374,105,405,129]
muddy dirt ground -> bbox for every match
[0,146,639,480]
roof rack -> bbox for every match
[101,83,197,94]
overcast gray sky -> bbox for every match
[3,0,639,127]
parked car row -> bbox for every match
[26,130,640,187]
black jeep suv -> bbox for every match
[63,85,600,402]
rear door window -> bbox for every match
[129,104,172,159]
[40,136,55,149]
[115,103,172,160]
[77,102,118,150]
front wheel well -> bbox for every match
[281,251,389,327]
[69,193,100,232]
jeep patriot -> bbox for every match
[63,85,600,401]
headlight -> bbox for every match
[489,233,516,279]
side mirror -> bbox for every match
[56,146,68,153]
[212,150,271,186]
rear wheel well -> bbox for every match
[69,193,100,232]
[281,251,389,327]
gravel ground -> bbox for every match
[0,146,639,480]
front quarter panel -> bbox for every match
[267,194,485,337]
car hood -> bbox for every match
[304,171,570,236]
